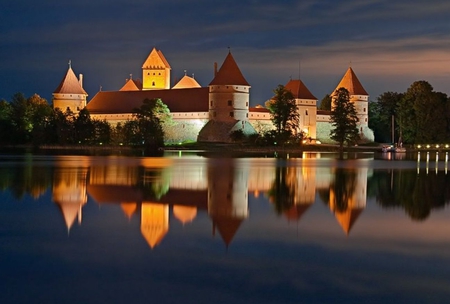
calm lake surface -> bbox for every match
[1,151,450,304]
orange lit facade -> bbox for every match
[54,48,374,143]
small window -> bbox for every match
[158,73,161,75]
[228,100,232,106]
[305,110,308,115]
[153,73,155,75]
[148,73,150,75]
[230,112,234,117]
[246,102,248,107]
[246,113,248,118]
[363,108,366,112]
[152,81,155,86]
[210,101,213,107]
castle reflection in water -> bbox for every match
[6,152,449,249]
[49,153,369,249]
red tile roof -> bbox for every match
[119,78,143,91]
[334,67,368,96]
[209,52,250,86]
[249,107,269,113]
[142,47,171,69]
[172,75,201,89]
[86,87,209,114]
[284,79,317,100]
[53,67,87,95]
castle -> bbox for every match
[53,48,374,144]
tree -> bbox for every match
[0,100,13,144]
[397,81,449,144]
[330,87,359,155]
[27,94,53,145]
[73,108,94,144]
[374,91,403,143]
[318,94,332,111]
[265,85,300,145]
[123,98,170,148]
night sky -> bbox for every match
[2,0,450,106]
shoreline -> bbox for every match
[0,143,445,156]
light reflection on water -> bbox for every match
[1,152,450,304]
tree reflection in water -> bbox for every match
[330,168,357,212]
[373,169,450,221]
[267,166,297,214]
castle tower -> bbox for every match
[142,48,171,90]
[198,51,256,142]
[207,158,249,247]
[284,79,318,139]
[53,61,88,113]
[52,167,88,233]
[332,67,369,130]
[208,51,250,121]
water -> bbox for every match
[1,151,450,303]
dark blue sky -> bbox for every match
[2,0,450,106]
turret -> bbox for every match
[332,67,369,129]
[52,61,88,113]
[284,79,318,139]
[208,51,251,122]
[198,51,257,142]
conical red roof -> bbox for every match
[285,79,317,100]
[334,67,368,96]
[209,52,249,86]
[54,66,87,95]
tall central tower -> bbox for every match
[142,48,171,90]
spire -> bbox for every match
[209,52,249,86]
[53,63,87,95]
[285,79,317,100]
[334,67,368,96]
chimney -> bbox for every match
[214,62,218,77]
[79,74,83,88]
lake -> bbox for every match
[1,150,450,304]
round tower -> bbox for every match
[53,61,88,113]
[208,52,250,122]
